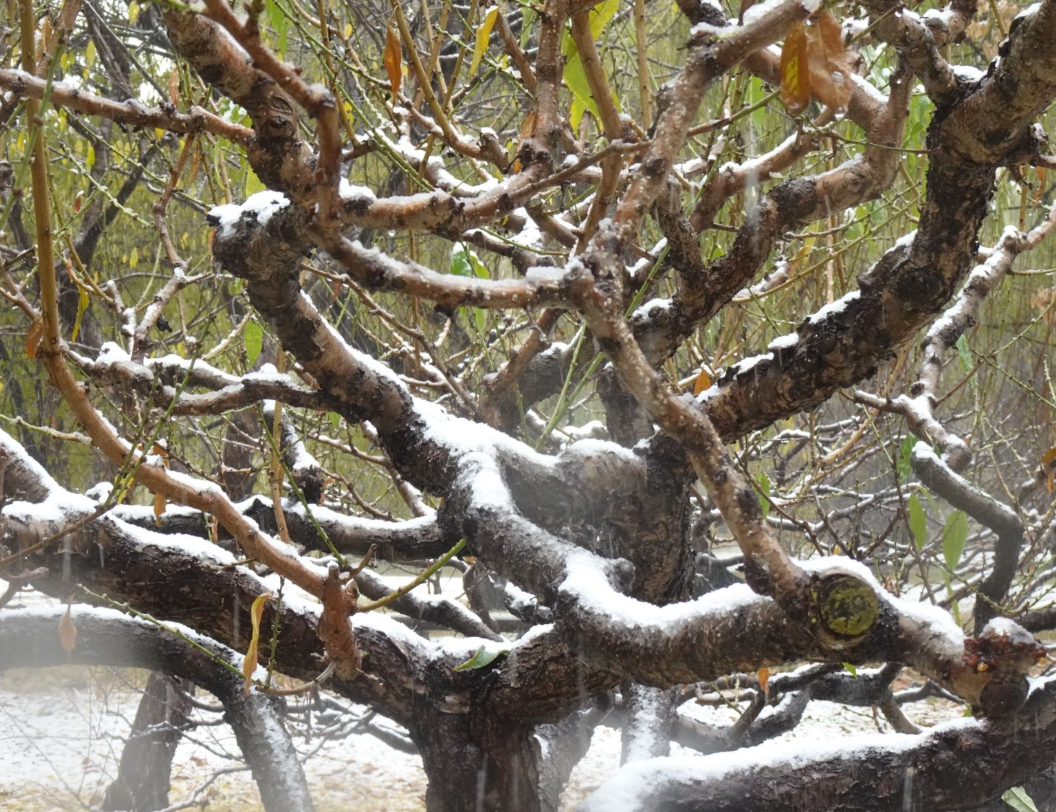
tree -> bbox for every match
[2,0,1056,807]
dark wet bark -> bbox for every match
[102,672,194,812]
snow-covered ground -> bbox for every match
[0,661,962,811]
[0,572,964,811]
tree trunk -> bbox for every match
[417,714,541,812]
[102,672,193,812]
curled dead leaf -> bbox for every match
[59,603,77,653]
[25,318,43,360]
[242,592,272,695]
[168,68,180,106]
[153,492,167,526]
[805,13,853,113]
[692,367,713,396]
[383,21,402,100]
[1042,444,1056,494]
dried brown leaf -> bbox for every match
[153,492,167,526]
[168,68,180,106]
[780,23,811,115]
[806,13,853,112]
[692,367,713,396]
[384,21,402,100]
[25,318,43,360]
[59,604,77,653]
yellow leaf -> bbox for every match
[692,367,713,396]
[71,288,89,343]
[343,22,352,39]
[129,247,139,268]
[469,7,499,79]
[587,0,619,40]
[25,318,43,360]
[85,39,96,68]
[758,667,770,695]
[153,492,167,526]
[128,0,140,24]
[242,593,272,694]
[779,22,810,116]
[59,604,77,653]
[383,21,402,100]
[86,145,95,169]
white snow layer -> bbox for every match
[209,191,290,238]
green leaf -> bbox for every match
[470,253,489,279]
[71,289,90,344]
[450,244,489,332]
[453,645,508,672]
[956,334,973,373]
[450,243,473,276]
[1002,786,1040,812]
[942,509,968,570]
[245,171,266,197]
[520,6,535,47]
[756,471,771,520]
[245,319,263,365]
[587,0,619,39]
[897,434,917,483]
[908,493,927,550]
[560,0,621,131]
[562,51,600,130]
[266,0,288,55]
[327,412,341,432]
[451,243,489,279]
[842,662,858,677]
